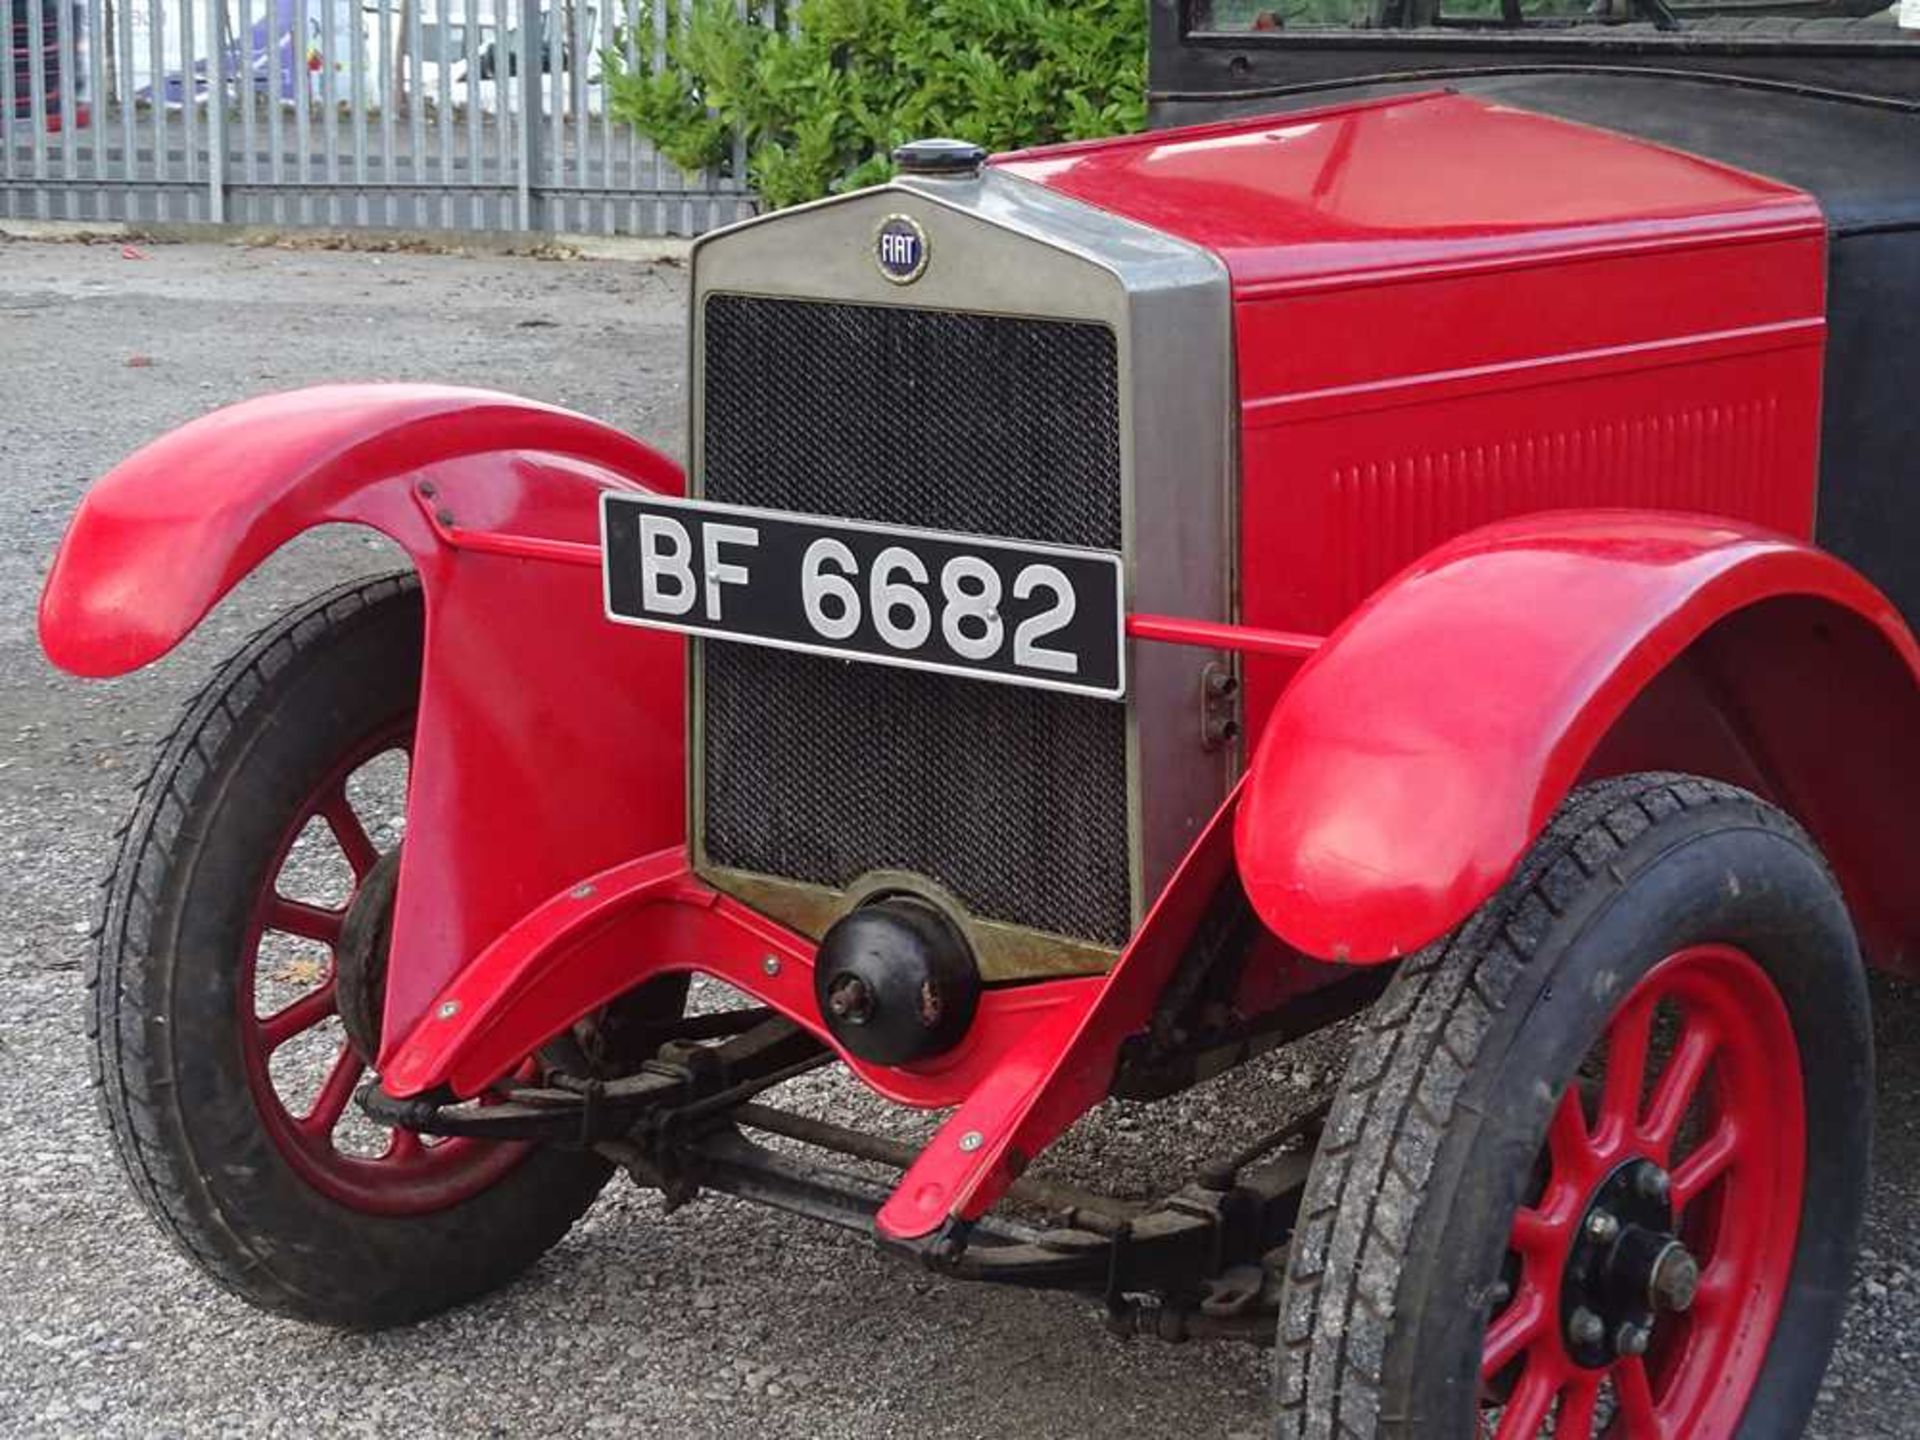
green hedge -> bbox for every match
[604,0,1149,210]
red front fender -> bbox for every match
[39,384,689,1051]
[39,384,681,676]
[1235,511,1920,965]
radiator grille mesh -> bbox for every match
[698,294,1132,945]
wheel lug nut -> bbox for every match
[1636,1166,1672,1205]
[1568,1307,1605,1347]
[1650,1242,1701,1314]
[1616,1321,1651,1357]
[1585,1210,1620,1243]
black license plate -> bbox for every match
[601,493,1126,699]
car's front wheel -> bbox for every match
[1275,773,1871,1438]
[92,574,619,1329]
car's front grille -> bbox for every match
[697,293,1132,946]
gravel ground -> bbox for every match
[2,236,1918,1439]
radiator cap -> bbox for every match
[893,137,987,178]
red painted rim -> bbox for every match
[237,721,529,1216]
[1481,944,1806,1438]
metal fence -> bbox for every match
[2,0,756,234]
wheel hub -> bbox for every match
[1560,1157,1697,1368]
[335,846,400,1063]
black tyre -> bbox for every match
[92,573,614,1329]
[1275,773,1871,1438]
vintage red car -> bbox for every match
[36,3,1920,1436]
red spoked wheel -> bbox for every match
[1482,944,1806,1438]
[94,575,620,1328]
[1275,774,1870,1440]
[238,721,528,1216]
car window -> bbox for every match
[1194,0,1912,31]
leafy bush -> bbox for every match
[604,0,1148,210]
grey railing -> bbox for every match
[2,0,756,235]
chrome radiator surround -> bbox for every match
[686,168,1236,979]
